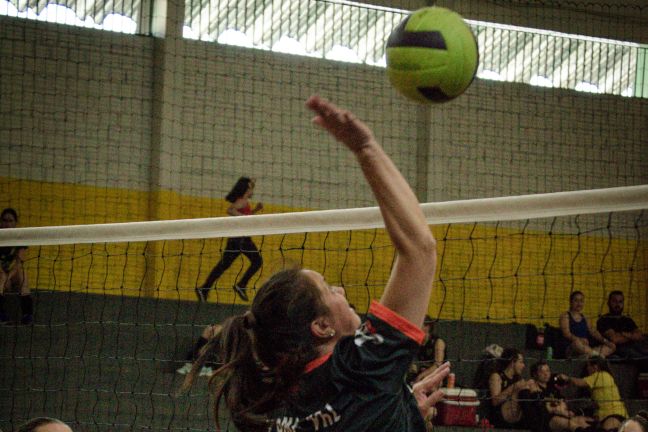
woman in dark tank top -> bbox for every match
[559,291,615,358]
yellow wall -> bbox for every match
[6,178,646,331]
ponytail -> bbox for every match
[199,268,329,431]
[211,315,275,431]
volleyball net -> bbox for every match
[1,185,647,430]
[2,0,648,429]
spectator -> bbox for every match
[560,291,615,358]
[473,344,503,390]
[597,291,648,369]
[519,360,594,432]
[195,177,263,303]
[619,411,648,432]
[0,208,33,325]
[559,356,628,431]
[488,347,531,428]
[176,323,222,377]
[17,417,72,432]
[408,315,446,383]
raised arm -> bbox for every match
[306,95,436,326]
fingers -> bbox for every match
[306,96,350,129]
[305,94,374,152]
[419,389,445,414]
[413,362,451,394]
[426,389,445,408]
[306,95,336,117]
[306,95,336,123]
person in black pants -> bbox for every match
[196,177,263,302]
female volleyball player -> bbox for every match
[193,95,448,431]
[196,177,263,302]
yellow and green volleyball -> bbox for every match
[386,7,479,103]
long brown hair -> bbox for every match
[197,268,330,431]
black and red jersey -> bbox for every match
[268,301,426,432]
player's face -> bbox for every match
[608,294,624,315]
[570,294,585,313]
[1,213,16,229]
[303,269,361,337]
[535,364,551,384]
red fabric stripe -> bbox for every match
[304,352,332,374]
[369,301,425,345]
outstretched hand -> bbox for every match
[305,95,375,153]
[412,362,451,422]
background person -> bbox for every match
[0,208,33,325]
[196,177,263,302]
[519,360,594,432]
[619,411,648,432]
[488,347,531,428]
[176,323,222,377]
[408,316,446,383]
[597,290,648,369]
[559,291,615,358]
[559,356,628,431]
[16,417,72,432]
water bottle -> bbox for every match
[447,373,456,388]
[546,346,553,360]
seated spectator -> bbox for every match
[408,315,446,383]
[17,417,72,432]
[619,411,648,432]
[519,360,594,432]
[597,291,648,370]
[560,291,615,358]
[0,208,33,325]
[473,344,503,390]
[488,347,531,428]
[176,323,222,377]
[559,356,628,431]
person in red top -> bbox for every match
[190,96,448,432]
[196,177,263,302]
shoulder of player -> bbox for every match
[366,302,424,344]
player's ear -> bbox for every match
[310,316,334,339]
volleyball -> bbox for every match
[386,7,479,103]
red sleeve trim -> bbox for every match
[304,352,332,374]
[369,301,425,345]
